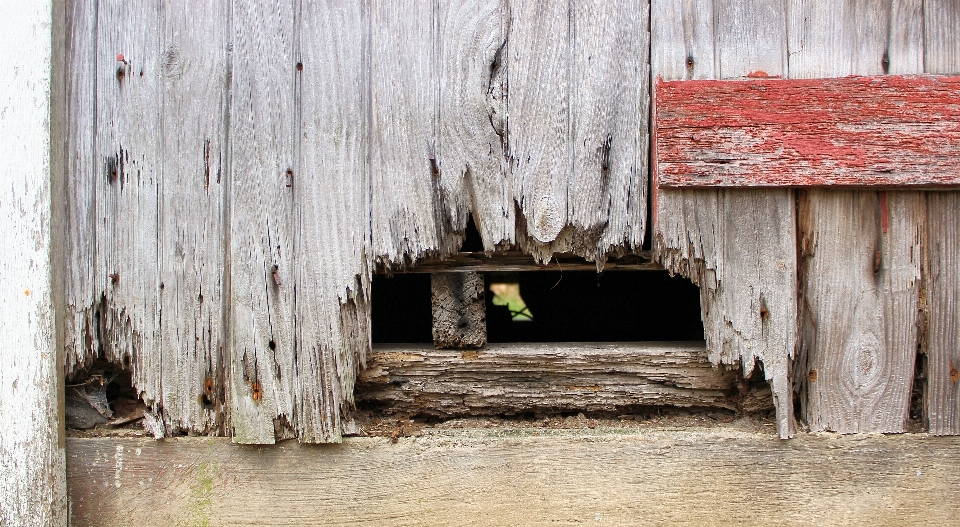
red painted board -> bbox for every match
[655,75,960,188]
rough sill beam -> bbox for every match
[378,251,660,274]
[656,75,960,188]
[356,342,745,415]
[67,432,960,526]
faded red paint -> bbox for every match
[656,75,960,188]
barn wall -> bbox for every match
[63,0,650,443]
[652,0,960,437]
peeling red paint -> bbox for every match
[656,75,960,187]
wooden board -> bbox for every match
[791,0,924,435]
[67,432,960,526]
[652,0,797,438]
[0,2,67,525]
[227,0,297,443]
[93,0,164,423]
[356,343,744,415]
[157,0,230,437]
[294,0,371,443]
[431,273,486,348]
[923,0,960,435]
[656,75,960,188]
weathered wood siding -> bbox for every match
[64,1,650,443]
[0,1,67,525]
[653,0,960,436]
[652,0,799,438]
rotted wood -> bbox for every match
[924,0,960,435]
[656,75,960,188]
[383,250,659,274]
[431,272,486,349]
[791,0,924,435]
[651,0,797,438]
[355,343,747,416]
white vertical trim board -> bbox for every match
[0,0,67,525]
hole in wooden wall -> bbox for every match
[64,361,145,433]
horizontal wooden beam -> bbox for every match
[656,74,960,188]
[356,342,747,414]
[376,251,660,274]
[67,432,960,526]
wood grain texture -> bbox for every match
[0,2,67,524]
[790,0,924,434]
[228,0,297,443]
[295,0,370,442]
[923,0,960,435]
[437,0,512,249]
[656,75,960,188]
[652,0,797,438]
[67,432,960,526]
[370,0,454,267]
[62,0,98,375]
[431,273,486,348]
[356,343,742,414]
[570,0,647,256]
[94,0,164,428]
[799,191,922,433]
[508,1,570,249]
[157,0,230,437]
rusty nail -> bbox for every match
[296,62,303,71]
[808,370,818,382]
[116,66,125,80]
[204,376,214,397]
[109,273,120,284]
[950,367,959,383]
[251,382,263,402]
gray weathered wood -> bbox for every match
[370,0,454,267]
[652,0,797,438]
[63,0,98,376]
[0,1,67,524]
[294,0,371,443]
[923,0,960,435]
[67,432,960,526]
[431,273,486,348]
[790,0,924,434]
[94,0,165,429]
[228,0,297,443]
[799,191,922,433]
[157,0,230,437]
[437,0,512,249]
[357,343,744,415]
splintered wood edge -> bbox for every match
[378,250,661,274]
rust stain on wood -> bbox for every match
[656,75,960,188]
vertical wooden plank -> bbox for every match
[508,1,570,254]
[295,0,370,443]
[370,0,451,267]
[571,0,648,256]
[0,0,68,524]
[62,0,98,376]
[437,0,512,249]
[94,0,164,428]
[432,273,486,348]
[790,0,924,433]
[158,0,230,435]
[923,0,960,435]
[653,0,798,437]
[229,0,297,444]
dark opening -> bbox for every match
[371,269,704,343]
